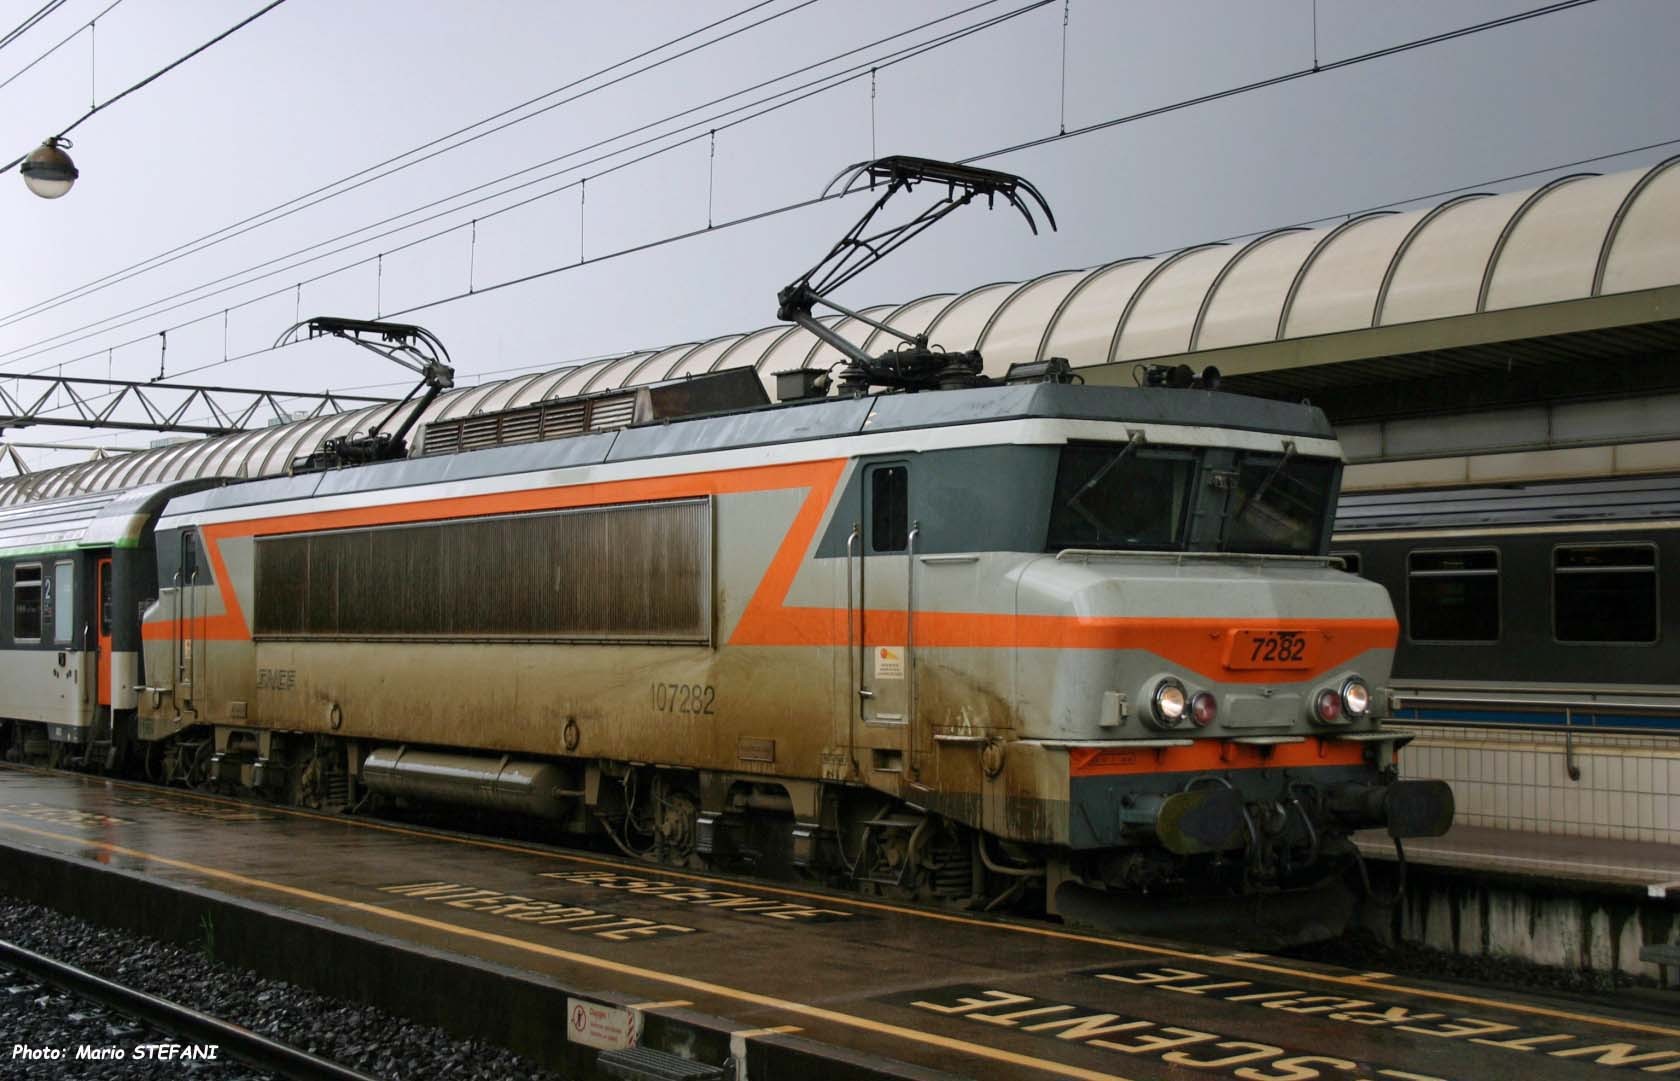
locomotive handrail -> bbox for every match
[906,522,919,779]
[845,525,861,780]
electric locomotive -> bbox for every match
[0,158,1451,936]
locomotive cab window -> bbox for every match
[1047,444,1194,551]
[869,465,908,553]
[1218,452,1336,556]
[1554,544,1658,644]
[1407,549,1499,642]
[12,564,42,641]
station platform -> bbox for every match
[1356,823,1680,895]
[2,764,1678,1081]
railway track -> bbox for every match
[0,937,383,1080]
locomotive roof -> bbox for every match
[150,382,1333,519]
[0,479,222,556]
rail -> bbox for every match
[0,938,383,1081]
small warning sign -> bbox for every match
[874,645,904,680]
[566,998,641,1051]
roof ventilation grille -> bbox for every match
[419,367,768,457]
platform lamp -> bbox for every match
[17,137,78,198]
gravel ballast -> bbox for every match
[0,897,571,1080]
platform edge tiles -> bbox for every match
[0,837,960,1081]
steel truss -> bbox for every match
[0,373,393,437]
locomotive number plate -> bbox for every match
[1225,629,1315,669]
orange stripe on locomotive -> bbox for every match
[142,455,1396,687]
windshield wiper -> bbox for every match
[1066,431,1144,537]
[1222,441,1296,546]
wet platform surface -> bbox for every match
[1357,824,1680,892]
[2,764,1677,1081]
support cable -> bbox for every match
[0,0,1044,370]
[0,0,123,97]
[0,0,289,178]
[0,0,822,331]
[0,0,71,55]
[4,0,1639,411]
[1058,0,1069,135]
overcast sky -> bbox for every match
[0,0,1674,465]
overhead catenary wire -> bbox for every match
[51,122,1680,444]
[0,0,289,178]
[59,126,1673,453]
[1,0,1635,401]
[0,0,822,333]
[970,0,1600,165]
[51,129,1680,452]
[5,0,1640,426]
[0,0,71,56]
[0,0,1040,369]
[0,0,123,98]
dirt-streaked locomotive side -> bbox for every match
[5,381,1434,927]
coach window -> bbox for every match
[1554,544,1658,644]
[1408,549,1499,642]
[12,564,42,641]
[52,561,74,645]
[870,465,908,553]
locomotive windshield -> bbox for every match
[1046,443,1337,556]
[1047,445,1196,550]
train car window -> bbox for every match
[12,564,42,641]
[1554,544,1658,643]
[1407,549,1499,642]
[870,466,908,553]
[1220,453,1337,556]
[1047,445,1194,551]
[52,561,74,644]
[1332,551,1361,575]
[254,498,711,644]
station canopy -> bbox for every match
[3,155,1676,508]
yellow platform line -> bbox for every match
[0,819,1128,1081]
[3,765,1673,1038]
[732,1026,802,1038]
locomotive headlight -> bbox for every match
[1340,678,1371,719]
[1312,688,1344,724]
[1190,691,1218,727]
[1151,679,1188,728]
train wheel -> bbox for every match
[654,789,699,868]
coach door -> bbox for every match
[96,557,113,708]
[855,461,917,776]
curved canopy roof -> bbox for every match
[3,155,1676,508]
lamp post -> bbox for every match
[19,137,77,199]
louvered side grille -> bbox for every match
[418,367,766,457]
[540,401,588,439]
[586,394,637,430]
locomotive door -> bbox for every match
[175,529,199,712]
[856,461,916,772]
[96,557,112,707]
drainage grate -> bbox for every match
[595,1045,727,1081]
